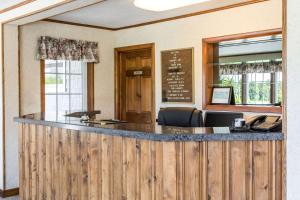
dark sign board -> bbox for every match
[161,48,194,103]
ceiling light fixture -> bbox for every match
[134,0,210,12]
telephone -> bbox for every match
[246,115,282,132]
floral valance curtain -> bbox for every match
[37,36,99,63]
[218,61,282,75]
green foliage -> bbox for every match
[45,76,63,85]
[248,82,270,104]
[276,82,282,103]
[219,76,242,104]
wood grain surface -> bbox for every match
[19,123,284,200]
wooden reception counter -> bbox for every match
[14,113,284,200]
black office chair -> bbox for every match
[204,111,243,127]
[157,107,204,127]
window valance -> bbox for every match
[218,61,282,75]
[37,36,99,63]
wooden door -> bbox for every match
[116,45,154,124]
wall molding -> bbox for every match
[43,19,115,31]
[0,0,36,14]
[43,0,270,31]
[0,188,19,198]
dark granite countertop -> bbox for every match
[14,112,284,142]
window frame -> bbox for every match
[202,29,282,113]
[40,60,94,113]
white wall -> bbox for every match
[3,24,19,189]
[20,21,116,119]
[287,0,300,199]
[115,0,282,115]
[0,23,3,190]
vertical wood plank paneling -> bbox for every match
[200,142,208,200]
[230,141,247,200]
[101,135,112,200]
[136,140,141,200]
[59,129,65,200]
[60,129,71,200]
[23,124,30,200]
[70,131,79,200]
[154,142,163,200]
[176,142,184,200]
[112,136,123,200]
[122,137,127,200]
[280,140,286,200]
[18,124,25,200]
[162,142,177,200]
[140,140,152,200]
[80,133,90,200]
[184,142,200,200]
[18,124,284,200]
[223,142,230,200]
[77,133,83,200]
[275,141,283,200]
[270,141,276,200]
[30,124,37,200]
[45,126,53,200]
[56,129,64,199]
[52,128,60,200]
[150,141,156,200]
[37,125,46,200]
[246,141,253,200]
[124,138,137,200]
[253,141,270,200]
[98,134,102,200]
[207,141,223,200]
[89,133,100,200]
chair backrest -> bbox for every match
[204,111,243,127]
[157,107,204,127]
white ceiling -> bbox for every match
[0,0,24,10]
[6,0,104,25]
[49,0,251,29]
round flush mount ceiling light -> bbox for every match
[134,0,210,12]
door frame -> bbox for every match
[114,43,156,123]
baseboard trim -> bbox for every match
[0,187,19,197]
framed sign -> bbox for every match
[161,48,194,103]
[211,87,235,105]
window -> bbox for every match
[42,60,93,113]
[203,30,283,113]
[219,69,282,105]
